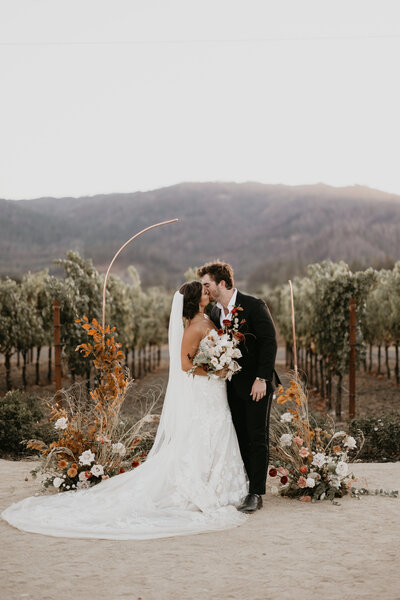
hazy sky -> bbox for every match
[1,0,400,200]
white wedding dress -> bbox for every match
[1,292,248,540]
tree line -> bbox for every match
[0,251,172,391]
[268,261,400,418]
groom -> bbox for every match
[198,261,278,513]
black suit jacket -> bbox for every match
[210,290,279,396]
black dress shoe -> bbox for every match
[238,494,263,513]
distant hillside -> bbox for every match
[1,182,400,289]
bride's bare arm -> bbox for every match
[181,325,208,376]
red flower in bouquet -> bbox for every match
[231,307,238,315]
[131,460,140,468]
[84,470,92,479]
[119,467,125,473]
[269,468,277,477]
[280,475,288,485]
[299,465,308,474]
[223,319,232,327]
[234,332,245,342]
[217,329,224,336]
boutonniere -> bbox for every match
[218,305,246,342]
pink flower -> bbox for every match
[299,495,312,502]
[278,467,289,476]
[294,436,303,447]
[299,447,310,457]
[298,476,307,488]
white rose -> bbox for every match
[54,417,68,430]
[270,486,279,496]
[91,464,104,477]
[77,481,89,490]
[232,349,242,359]
[280,412,293,423]
[78,471,87,481]
[306,477,316,488]
[335,461,348,477]
[312,453,327,468]
[279,433,293,447]
[53,477,63,488]
[78,449,95,466]
[344,436,357,450]
[111,442,126,456]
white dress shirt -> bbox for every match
[216,288,238,328]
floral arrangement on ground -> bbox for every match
[269,377,397,502]
[26,317,160,492]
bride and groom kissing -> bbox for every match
[2,261,278,540]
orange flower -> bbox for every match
[58,460,67,469]
[67,467,78,478]
[71,463,78,469]
[277,394,290,405]
[333,445,342,454]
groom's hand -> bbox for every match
[250,379,267,402]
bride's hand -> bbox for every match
[216,367,229,378]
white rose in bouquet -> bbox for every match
[335,461,348,477]
[344,436,357,450]
[54,417,68,430]
[79,449,96,466]
[312,453,327,468]
[279,433,293,447]
[53,477,63,488]
[111,442,126,456]
[91,464,104,477]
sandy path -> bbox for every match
[1,459,399,600]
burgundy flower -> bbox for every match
[280,475,288,485]
[231,307,238,315]
[223,319,232,327]
[119,467,125,473]
[234,332,245,342]
[131,460,140,468]
[269,468,277,477]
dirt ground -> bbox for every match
[1,459,399,600]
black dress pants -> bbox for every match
[227,382,273,495]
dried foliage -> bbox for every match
[27,317,161,492]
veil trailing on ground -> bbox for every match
[1,290,248,540]
[147,291,189,457]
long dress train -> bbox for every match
[1,375,248,540]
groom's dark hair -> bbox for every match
[197,261,234,289]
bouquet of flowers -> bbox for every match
[189,328,242,380]
[269,378,361,502]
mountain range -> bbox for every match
[1,181,400,289]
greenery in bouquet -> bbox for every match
[27,316,160,492]
[269,378,361,502]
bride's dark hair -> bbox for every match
[179,281,203,320]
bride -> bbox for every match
[1,281,248,540]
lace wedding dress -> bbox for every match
[1,292,248,540]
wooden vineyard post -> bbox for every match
[53,299,62,406]
[349,297,356,419]
[288,280,298,381]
